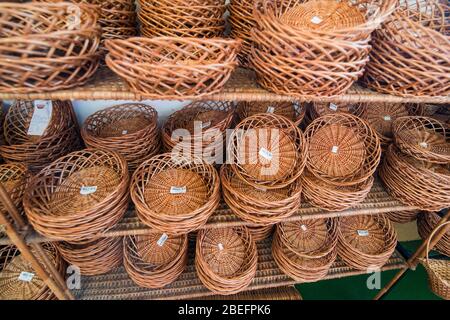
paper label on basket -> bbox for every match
[201,121,211,129]
[157,233,168,247]
[331,146,339,154]
[357,230,369,237]
[419,142,428,148]
[18,271,35,282]
[255,186,267,192]
[301,225,307,231]
[27,100,53,136]
[218,243,224,251]
[170,186,187,194]
[383,115,392,121]
[266,106,275,113]
[259,148,273,161]
[122,130,128,135]
[80,186,97,195]
[311,16,323,24]
[329,103,338,111]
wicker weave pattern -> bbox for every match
[386,209,420,224]
[417,212,449,257]
[237,101,306,126]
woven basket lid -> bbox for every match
[281,219,329,253]
[363,104,409,138]
[97,117,154,138]
[237,128,297,181]
[201,228,246,277]
[308,124,366,178]
[135,233,184,265]
[144,168,208,215]
[229,175,289,202]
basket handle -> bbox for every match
[425,220,450,264]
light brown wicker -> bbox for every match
[310,103,365,119]
[417,212,449,257]
[304,113,381,186]
[337,214,397,270]
[23,149,129,242]
[273,218,338,282]
[380,145,450,211]
[130,153,220,235]
[124,233,188,289]
[195,227,257,295]
[0,2,101,93]
[228,113,307,189]
[221,165,302,225]
[236,101,306,126]
[386,209,420,224]
[247,224,274,242]
[105,37,240,100]
[393,116,449,164]
[81,103,160,171]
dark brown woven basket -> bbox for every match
[123,233,188,288]
[0,2,101,93]
[23,149,129,242]
[236,101,306,126]
[105,37,241,99]
[195,227,258,295]
[130,153,220,235]
[81,103,160,172]
[417,212,449,257]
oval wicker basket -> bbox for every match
[23,149,129,242]
[247,224,274,242]
[56,237,123,276]
[82,103,160,172]
[0,243,64,300]
[304,113,381,186]
[380,145,450,211]
[386,209,420,224]
[131,153,220,235]
[417,212,449,258]
[0,2,101,93]
[337,214,397,270]
[221,165,302,225]
[195,227,258,295]
[236,101,306,126]
[393,116,449,164]
[228,113,307,189]
[273,218,338,282]
[105,37,241,99]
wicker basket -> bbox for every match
[81,103,160,172]
[23,149,129,242]
[337,214,397,270]
[130,153,220,235]
[363,0,450,97]
[0,243,64,300]
[386,210,420,224]
[420,221,450,300]
[228,113,307,189]
[236,101,306,126]
[0,2,101,93]
[247,224,274,242]
[302,170,374,212]
[251,0,396,97]
[393,116,449,164]
[105,37,240,99]
[304,113,381,186]
[56,237,123,276]
[0,100,82,172]
[310,103,365,119]
[221,165,302,225]
[417,212,449,257]
[195,227,257,295]
[273,218,338,282]
[124,233,188,288]
[380,145,450,211]
[162,101,234,164]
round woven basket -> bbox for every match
[221,165,302,225]
[393,116,449,164]
[0,243,64,300]
[195,227,257,295]
[81,103,160,172]
[337,214,397,270]
[228,113,307,189]
[23,149,129,242]
[417,212,449,257]
[386,209,420,224]
[302,170,374,212]
[56,236,123,276]
[123,233,188,288]
[247,224,274,242]
[0,2,101,93]
[273,218,338,282]
[105,37,240,99]
[131,153,220,235]
[380,145,450,211]
[304,113,381,186]
[236,101,306,126]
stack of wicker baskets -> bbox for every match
[386,210,420,224]
[250,0,396,97]
[82,103,160,171]
[0,100,81,172]
[302,113,381,211]
[417,212,449,257]
[162,101,234,164]
[364,0,450,96]
[380,116,450,211]
[236,101,306,126]
[138,0,226,38]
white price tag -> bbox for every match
[122,130,128,135]
[80,186,97,195]
[266,106,275,113]
[357,230,369,237]
[27,100,53,136]
[18,271,35,282]
[170,186,187,194]
[301,225,307,231]
[383,115,391,121]
[331,146,339,154]
[311,16,323,24]
[259,148,273,161]
[218,243,224,251]
[419,142,428,148]
[201,121,211,129]
[157,233,168,247]
[255,186,267,192]
[329,103,338,111]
